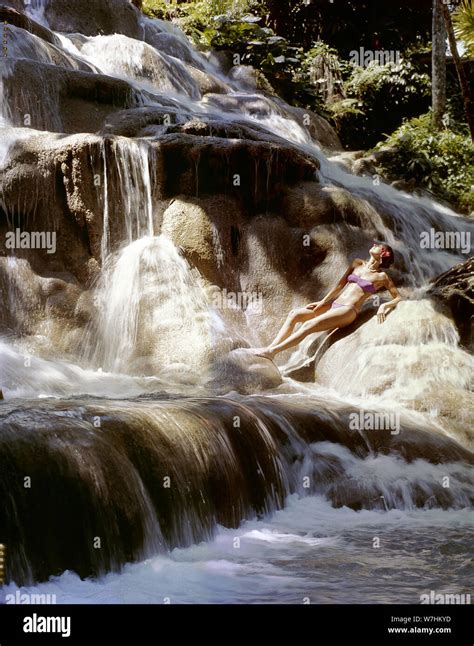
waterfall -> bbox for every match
[102,138,155,257]
[0,395,472,585]
[0,0,472,594]
[23,0,50,27]
[84,235,227,380]
[78,34,202,99]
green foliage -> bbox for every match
[142,0,324,109]
[346,59,430,99]
[374,112,474,214]
[288,41,433,148]
[298,41,352,80]
[142,1,265,48]
[337,56,431,149]
[452,0,474,57]
[325,98,364,119]
[140,1,470,182]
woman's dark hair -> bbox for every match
[378,243,394,269]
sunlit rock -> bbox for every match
[210,348,283,393]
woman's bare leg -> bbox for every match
[257,307,357,359]
[268,306,322,348]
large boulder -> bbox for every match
[316,300,474,446]
[210,349,283,394]
[428,257,474,349]
[161,196,245,289]
[0,256,89,358]
[280,182,384,234]
[45,0,142,39]
[1,58,140,133]
[0,6,62,45]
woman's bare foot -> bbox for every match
[250,347,275,361]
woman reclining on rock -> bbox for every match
[252,243,402,361]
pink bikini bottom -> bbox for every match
[331,301,358,315]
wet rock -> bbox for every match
[329,147,398,177]
[0,6,61,45]
[78,35,202,99]
[162,196,245,287]
[391,178,418,192]
[367,147,399,163]
[2,58,139,133]
[156,132,319,208]
[44,0,142,39]
[185,65,230,95]
[283,104,343,151]
[316,299,474,447]
[228,64,260,90]
[6,22,97,73]
[140,16,208,68]
[211,348,283,394]
[428,257,474,349]
[281,182,382,234]
[328,150,365,172]
[101,107,183,137]
[352,157,377,177]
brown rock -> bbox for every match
[282,104,343,151]
[2,58,139,133]
[428,257,474,348]
[44,0,142,39]
[0,6,60,45]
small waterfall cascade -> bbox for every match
[0,0,472,593]
[84,235,228,379]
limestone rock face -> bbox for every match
[428,257,474,349]
[316,300,474,445]
[283,105,343,151]
[45,0,142,39]
[2,59,139,133]
[0,117,376,353]
[0,6,62,45]
[211,349,283,394]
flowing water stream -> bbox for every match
[0,0,472,603]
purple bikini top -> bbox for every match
[347,273,377,293]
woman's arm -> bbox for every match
[377,274,402,323]
[306,259,363,310]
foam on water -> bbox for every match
[2,494,472,604]
[0,0,472,598]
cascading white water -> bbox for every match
[23,0,50,26]
[103,138,155,258]
[85,235,228,380]
[78,34,202,99]
[1,1,473,603]
[201,99,473,282]
[1,0,471,413]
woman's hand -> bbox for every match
[377,303,391,323]
[306,301,322,311]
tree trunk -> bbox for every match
[432,0,446,129]
[442,1,474,140]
